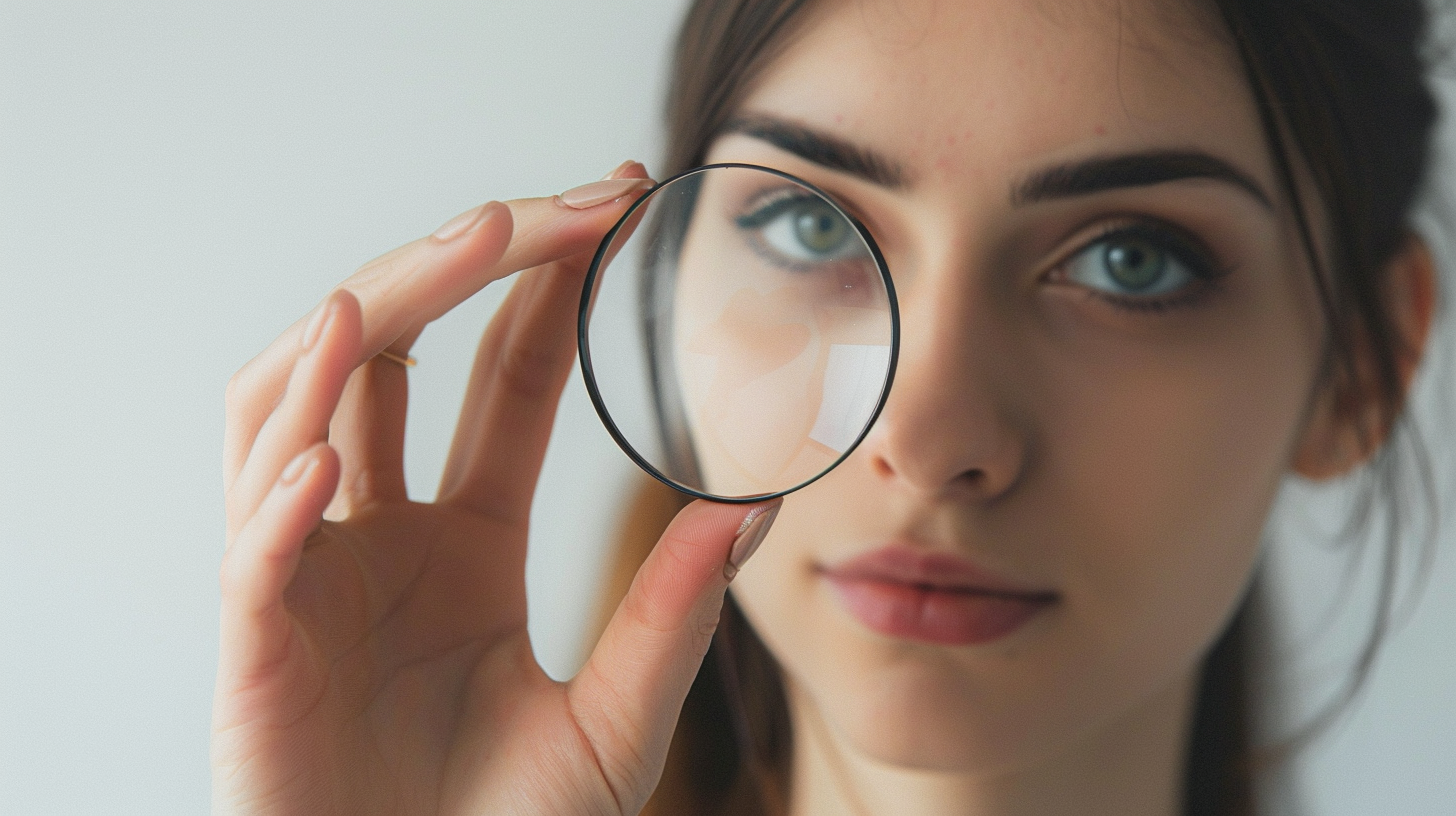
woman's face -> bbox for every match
[709,0,1326,772]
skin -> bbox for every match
[670,166,894,495]
[215,161,783,816]
[712,2,1434,815]
[212,0,1435,814]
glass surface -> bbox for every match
[579,164,899,502]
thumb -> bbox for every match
[567,498,781,802]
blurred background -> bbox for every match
[1,1,1452,813]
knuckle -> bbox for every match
[575,668,652,786]
[224,366,251,411]
[216,544,250,599]
[618,584,680,645]
[225,357,285,420]
[693,606,722,649]
[498,341,564,400]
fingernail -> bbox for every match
[557,177,652,210]
[601,160,643,180]
[280,449,317,486]
[725,500,782,580]
[432,203,488,241]
[301,299,336,352]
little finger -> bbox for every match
[217,442,340,687]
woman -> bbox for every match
[212,0,1441,814]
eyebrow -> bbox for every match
[720,115,1272,210]
[720,114,908,189]
[1012,151,1273,209]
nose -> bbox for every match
[857,283,1028,503]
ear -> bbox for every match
[1292,233,1437,481]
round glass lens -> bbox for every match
[579,164,898,502]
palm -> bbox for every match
[215,501,614,814]
[214,188,768,816]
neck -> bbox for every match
[784,672,1197,816]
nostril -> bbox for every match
[956,469,986,487]
[944,469,988,499]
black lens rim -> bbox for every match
[577,162,900,504]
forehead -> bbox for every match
[741,0,1267,190]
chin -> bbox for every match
[810,657,1049,774]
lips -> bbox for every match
[819,545,1057,646]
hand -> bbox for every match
[213,163,781,816]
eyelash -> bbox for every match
[1049,220,1230,313]
[732,187,868,274]
[734,187,814,228]
[740,190,1229,314]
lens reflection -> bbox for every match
[580,164,897,502]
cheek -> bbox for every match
[1036,297,1320,697]
[724,505,820,658]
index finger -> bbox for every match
[224,173,653,485]
[346,186,651,360]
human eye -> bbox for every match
[734,189,868,269]
[1055,223,1225,310]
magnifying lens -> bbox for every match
[578,163,899,502]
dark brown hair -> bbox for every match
[597,1,1440,814]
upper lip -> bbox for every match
[819,543,1058,600]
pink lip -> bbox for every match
[819,545,1057,646]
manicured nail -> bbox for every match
[601,160,643,180]
[280,449,317,486]
[301,299,336,352]
[432,203,488,241]
[724,500,782,580]
[557,177,653,210]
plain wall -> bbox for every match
[1,2,1452,813]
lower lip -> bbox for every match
[824,575,1052,646]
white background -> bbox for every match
[1,2,1453,813]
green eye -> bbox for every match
[1102,238,1166,291]
[1064,231,1197,298]
[792,202,852,255]
[736,193,865,265]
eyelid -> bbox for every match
[735,187,826,228]
[1041,216,1230,284]
[734,175,882,239]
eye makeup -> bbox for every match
[1042,216,1234,313]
